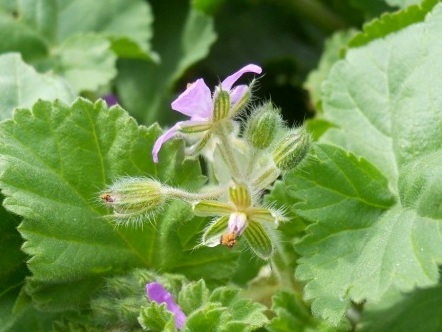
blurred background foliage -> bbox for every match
[130,0,397,127]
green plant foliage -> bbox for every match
[359,284,442,331]
[267,290,347,332]
[0,0,155,92]
[349,0,439,47]
[139,302,176,332]
[0,53,75,119]
[277,1,442,325]
[0,98,238,311]
[181,281,269,332]
[116,2,216,125]
[2,0,442,330]
[304,30,357,110]
[386,0,424,8]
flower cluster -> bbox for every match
[101,64,310,259]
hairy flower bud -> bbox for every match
[101,178,165,225]
[245,103,282,149]
[272,126,310,171]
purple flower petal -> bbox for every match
[221,64,262,91]
[229,84,248,106]
[146,282,186,329]
[171,79,213,120]
[103,93,119,106]
[152,123,181,163]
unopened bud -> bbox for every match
[245,103,282,149]
[213,90,230,122]
[272,126,310,171]
[101,178,165,225]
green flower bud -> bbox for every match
[245,103,282,149]
[101,178,165,225]
[213,90,230,122]
[272,126,310,171]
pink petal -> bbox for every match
[228,212,247,236]
[146,282,186,329]
[229,84,248,105]
[152,123,181,163]
[221,64,262,91]
[171,79,213,120]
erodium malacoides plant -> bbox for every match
[101,64,311,260]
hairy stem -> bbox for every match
[215,123,243,182]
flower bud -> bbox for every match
[245,103,282,150]
[213,90,230,122]
[101,178,165,225]
[272,126,310,171]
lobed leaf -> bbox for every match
[292,143,442,323]
[138,302,176,332]
[0,98,237,310]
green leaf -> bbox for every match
[289,144,395,322]
[0,53,75,120]
[0,0,155,91]
[304,29,357,110]
[290,144,442,324]
[322,1,442,182]
[178,280,210,315]
[0,98,237,310]
[19,0,57,42]
[56,0,156,60]
[306,118,336,141]
[0,288,61,332]
[0,7,48,62]
[138,303,176,332]
[0,194,27,294]
[209,287,269,331]
[360,284,442,332]
[349,0,439,48]
[386,0,424,8]
[52,34,117,93]
[399,151,442,219]
[183,303,225,332]
[267,291,346,332]
[116,3,216,124]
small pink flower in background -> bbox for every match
[152,64,262,163]
[146,282,186,329]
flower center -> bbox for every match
[220,232,236,248]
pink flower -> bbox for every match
[146,282,186,329]
[152,64,262,163]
